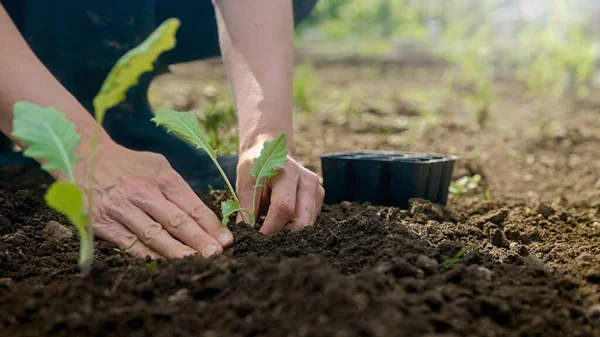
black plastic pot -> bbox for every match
[321,151,457,208]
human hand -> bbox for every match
[235,137,324,234]
[75,141,233,259]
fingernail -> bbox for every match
[203,244,218,258]
[218,232,233,246]
[183,250,197,257]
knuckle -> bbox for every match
[317,185,325,200]
[107,187,128,209]
[274,197,295,218]
[92,204,112,225]
[156,170,183,188]
[169,210,190,229]
[166,244,183,259]
[119,232,139,250]
[190,204,210,223]
[146,152,170,167]
[142,222,163,243]
[304,172,321,187]
[190,234,209,250]
[128,181,152,199]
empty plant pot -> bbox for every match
[320,151,457,208]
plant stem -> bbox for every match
[208,156,238,202]
[78,227,93,276]
[80,116,103,274]
[250,178,263,226]
[206,155,255,224]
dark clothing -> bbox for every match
[1,0,317,191]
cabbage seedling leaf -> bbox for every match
[151,108,217,158]
[250,133,289,180]
[45,182,92,268]
[12,102,80,182]
[93,18,180,124]
[221,199,241,226]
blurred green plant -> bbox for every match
[199,93,239,155]
[436,0,494,128]
[440,242,477,269]
[297,0,426,53]
[293,63,320,114]
[449,174,482,198]
[515,0,599,101]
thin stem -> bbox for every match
[78,227,93,276]
[250,177,263,226]
[238,208,253,225]
[206,156,253,224]
[80,115,103,273]
[208,156,238,203]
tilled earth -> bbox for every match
[0,167,598,337]
[0,61,599,336]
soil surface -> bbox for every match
[1,60,600,336]
[0,166,599,337]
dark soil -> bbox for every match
[0,167,598,337]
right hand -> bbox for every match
[74,141,233,260]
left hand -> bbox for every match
[236,140,325,234]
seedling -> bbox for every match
[12,103,91,272]
[515,0,599,101]
[449,174,481,198]
[440,242,477,269]
[202,94,239,154]
[293,63,319,114]
[152,108,289,226]
[11,18,181,274]
[436,0,494,128]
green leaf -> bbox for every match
[45,182,89,233]
[250,133,289,180]
[93,18,180,124]
[151,108,217,158]
[221,199,240,226]
[12,102,81,182]
[45,182,93,269]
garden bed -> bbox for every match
[0,167,598,337]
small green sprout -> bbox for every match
[12,103,91,272]
[152,108,289,226]
[11,18,181,274]
[440,242,477,269]
[449,174,482,198]
[145,260,159,272]
[293,63,319,113]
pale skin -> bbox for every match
[0,1,324,259]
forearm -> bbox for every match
[0,5,110,148]
[212,0,296,155]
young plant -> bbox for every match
[12,103,91,273]
[152,108,289,226]
[11,18,181,274]
[448,174,481,198]
[436,0,495,128]
[440,242,476,269]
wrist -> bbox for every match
[239,130,296,157]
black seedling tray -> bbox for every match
[321,151,457,208]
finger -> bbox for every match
[286,175,320,231]
[130,186,224,258]
[235,178,257,224]
[103,186,197,259]
[94,219,163,260]
[236,180,270,224]
[312,185,325,224]
[156,170,234,248]
[260,169,298,235]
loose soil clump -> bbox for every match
[0,167,598,337]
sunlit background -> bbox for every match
[150,0,600,203]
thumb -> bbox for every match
[235,178,270,224]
